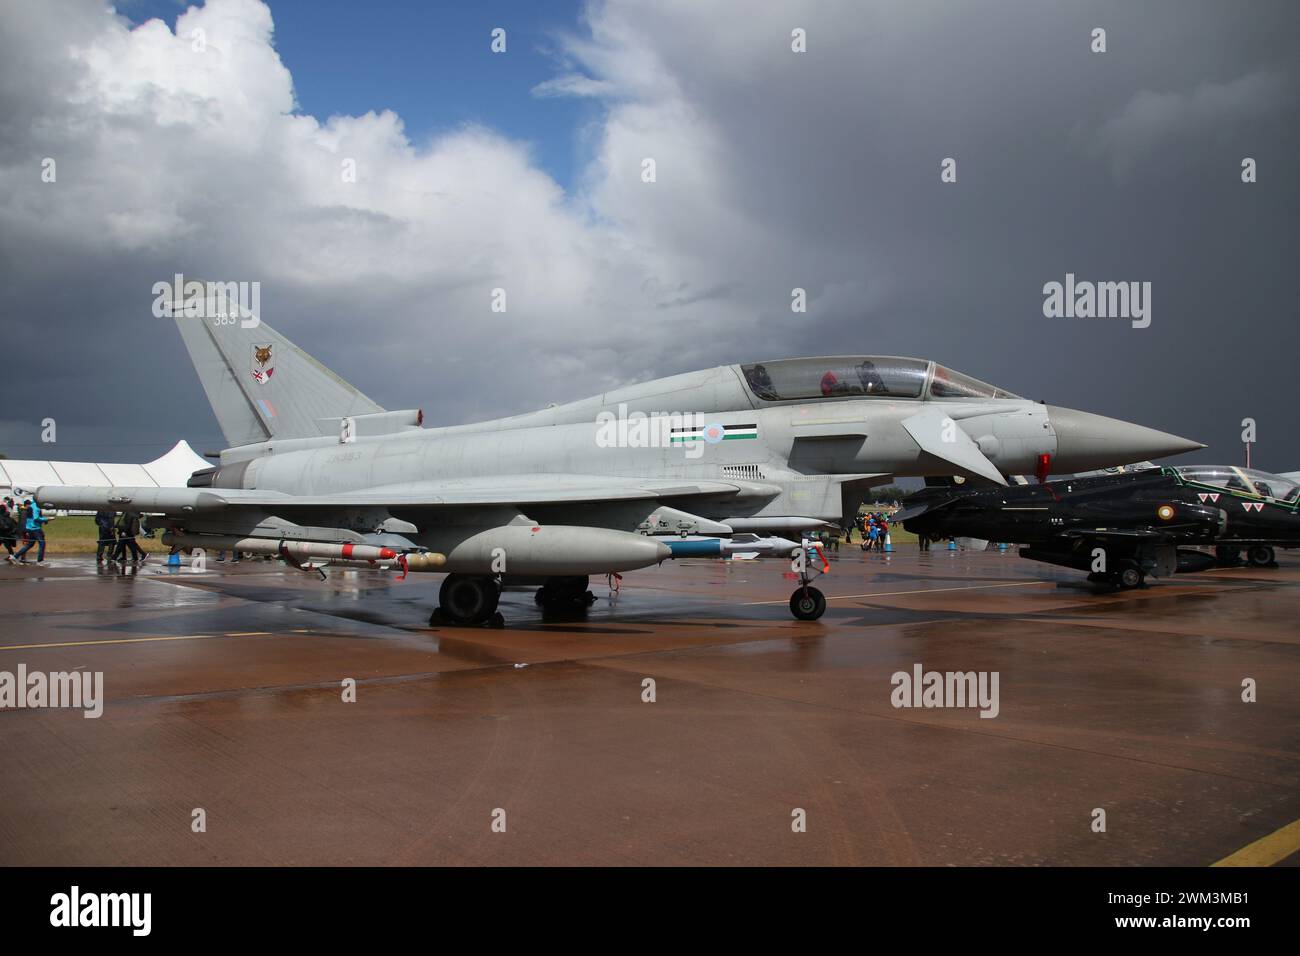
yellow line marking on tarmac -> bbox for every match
[1212,818,1300,867]
[0,632,276,651]
[744,581,1046,606]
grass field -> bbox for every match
[22,516,918,555]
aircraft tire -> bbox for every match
[438,574,501,625]
[789,586,827,621]
[1116,562,1144,590]
[1247,546,1276,568]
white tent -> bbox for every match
[0,440,210,504]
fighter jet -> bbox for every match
[1173,465,1300,568]
[35,292,1203,624]
[897,465,1300,590]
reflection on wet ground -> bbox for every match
[1,548,1297,865]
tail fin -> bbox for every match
[169,285,383,448]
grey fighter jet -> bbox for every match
[36,295,1203,624]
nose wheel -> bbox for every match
[789,585,827,620]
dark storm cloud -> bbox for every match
[0,0,1296,470]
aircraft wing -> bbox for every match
[34,474,764,516]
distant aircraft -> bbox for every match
[35,292,1203,624]
[897,466,1300,590]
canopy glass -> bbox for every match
[1177,466,1300,503]
[740,358,1018,402]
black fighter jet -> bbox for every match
[896,466,1300,590]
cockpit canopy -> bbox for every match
[1177,466,1300,504]
[740,357,1019,403]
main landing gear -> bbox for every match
[535,576,597,615]
[1087,559,1145,591]
[430,574,504,628]
[1246,545,1276,568]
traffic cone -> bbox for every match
[883,533,893,553]
[998,542,1007,553]
[947,538,957,551]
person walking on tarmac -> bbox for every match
[112,511,147,564]
[94,509,117,564]
[15,499,31,551]
[13,498,49,564]
[0,502,18,561]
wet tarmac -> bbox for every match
[1,547,1297,866]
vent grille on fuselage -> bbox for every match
[722,464,766,481]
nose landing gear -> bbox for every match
[787,539,830,621]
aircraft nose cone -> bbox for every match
[1047,405,1204,471]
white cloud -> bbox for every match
[0,0,1295,464]
[1,0,863,428]
[530,73,616,99]
[1086,69,1290,180]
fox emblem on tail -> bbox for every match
[252,344,274,384]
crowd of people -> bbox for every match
[0,498,157,567]
[844,511,893,551]
[95,509,150,565]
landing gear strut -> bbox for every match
[1214,545,1242,567]
[430,574,503,627]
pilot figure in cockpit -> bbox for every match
[855,359,886,394]
[746,363,779,401]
